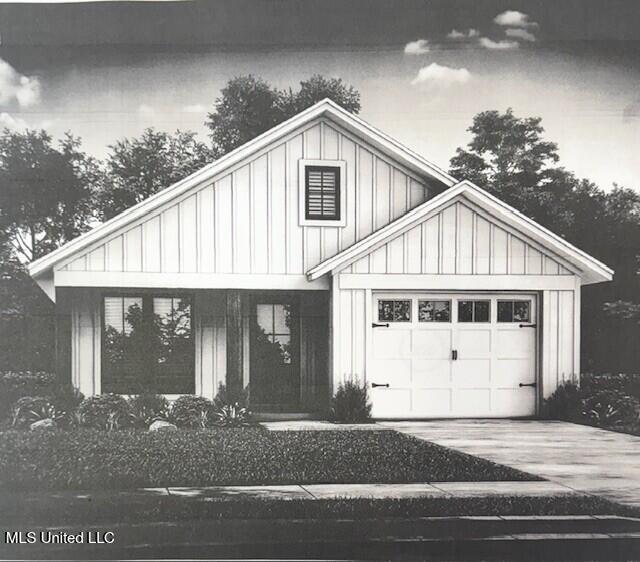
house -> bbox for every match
[28,99,613,419]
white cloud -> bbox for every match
[0,59,41,108]
[447,28,479,39]
[479,37,520,50]
[505,27,536,42]
[494,10,538,28]
[0,112,28,131]
[183,104,207,113]
[411,63,471,87]
[138,104,155,116]
[404,39,429,55]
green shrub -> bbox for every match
[11,397,59,428]
[582,390,639,427]
[543,376,640,432]
[213,383,249,409]
[49,385,84,415]
[330,380,372,423]
[211,403,253,427]
[210,384,252,427]
[0,371,58,420]
[127,394,170,428]
[77,394,131,430]
[170,395,213,428]
[541,382,583,421]
[581,373,640,400]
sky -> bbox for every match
[0,0,639,191]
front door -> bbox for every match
[250,299,300,411]
[369,293,538,418]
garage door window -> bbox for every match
[458,300,490,323]
[418,300,451,322]
[378,299,411,322]
[497,300,531,323]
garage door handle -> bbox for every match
[519,382,537,388]
[372,322,390,328]
[519,323,537,328]
[371,382,390,388]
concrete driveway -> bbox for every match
[380,420,640,508]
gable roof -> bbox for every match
[307,180,613,286]
[28,99,457,279]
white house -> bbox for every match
[28,99,613,419]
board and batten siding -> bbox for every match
[59,119,437,277]
[344,201,573,276]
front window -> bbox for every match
[102,294,194,394]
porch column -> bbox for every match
[55,288,72,385]
[225,289,243,400]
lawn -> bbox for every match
[0,428,539,490]
[2,493,634,526]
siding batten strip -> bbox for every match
[267,153,272,274]
[249,162,255,272]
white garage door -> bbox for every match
[369,293,538,418]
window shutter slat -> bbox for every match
[305,165,340,220]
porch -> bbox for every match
[57,288,330,414]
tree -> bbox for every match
[281,75,361,116]
[450,109,640,373]
[206,74,361,157]
[98,128,213,220]
[0,129,99,262]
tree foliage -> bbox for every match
[206,74,361,157]
[450,109,640,372]
[98,128,213,220]
[0,129,99,262]
[0,129,98,372]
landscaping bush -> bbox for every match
[330,380,372,423]
[543,374,640,434]
[211,384,253,427]
[128,394,170,428]
[541,382,583,421]
[10,397,59,428]
[170,395,213,428]
[77,394,131,430]
[581,372,640,400]
[0,371,58,421]
[582,390,639,427]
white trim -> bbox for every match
[298,158,347,227]
[28,99,456,280]
[338,273,579,291]
[55,271,329,290]
[307,180,613,286]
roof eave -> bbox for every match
[307,180,614,285]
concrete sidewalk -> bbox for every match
[168,480,577,500]
[9,480,578,504]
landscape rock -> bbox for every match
[149,420,177,432]
[30,418,56,431]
